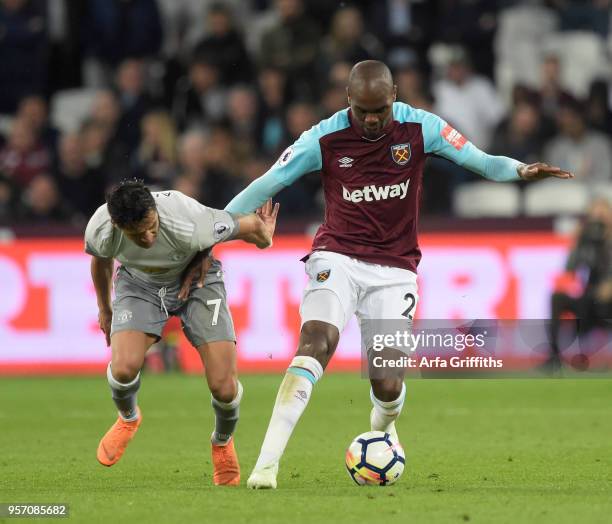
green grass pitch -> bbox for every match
[1,374,611,523]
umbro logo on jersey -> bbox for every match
[342,180,410,203]
[338,156,354,168]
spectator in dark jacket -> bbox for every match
[114,58,155,151]
[52,132,106,219]
[191,2,253,87]
[16,95,60,153]
[17,173,74,223]
[259,0,322,100]
[82,0,162,67]
[0,0,47,113]
[0,118,51,188]
[172,58,227,132]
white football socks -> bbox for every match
[253,356,324,470]
[370,382,406,435]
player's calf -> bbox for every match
[107,362,141,422]
[371,377,404,402]
[210,380,242,446]
[247,353,325,488]
[296,320,340,369]
[208,377,242,485]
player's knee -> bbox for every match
[208,375,237,403]
[371,379,403,402]
[297,321,339,367]
[110,360,141,384]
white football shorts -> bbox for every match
[300,251,419,349]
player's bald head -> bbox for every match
[347,61,396,140]
[348,60,394,94]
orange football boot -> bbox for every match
[211,437,240,486]
[96,409,142,467]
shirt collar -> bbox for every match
[348,107,397,142]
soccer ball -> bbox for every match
[345,431,405,486]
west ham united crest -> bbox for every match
[391,143,411,165]
[316,269,331,282]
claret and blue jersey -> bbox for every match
[226,101,522,273]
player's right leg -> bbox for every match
[248,253,357,489]
[97,269,166,467]
[97,330,157,466]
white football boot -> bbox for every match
[247,462,279,489]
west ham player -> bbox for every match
[85,180,278,485]
[224,60,572,489]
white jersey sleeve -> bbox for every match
[84,204,118,258]
[159,191,237,251]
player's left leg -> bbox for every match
[195,340,242,486]
[181,273,241,486]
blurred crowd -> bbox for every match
[0,0,612,227]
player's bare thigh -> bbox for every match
[196,341,237,403]
[110,330,158,383]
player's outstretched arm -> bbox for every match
[417,108,574,182]
[234,199,280,249]
[178,203,279,300]
[91,256,114,346]
[226,127,322,214]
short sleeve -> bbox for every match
[190,207,238,251]
[84,204,117,258]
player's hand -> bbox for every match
[98,307,112,347]
[178,249,212,301]
[518,162,574,181]
[255,199,280,249]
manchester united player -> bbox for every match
[224,60,573,489]
[86,181,278,485]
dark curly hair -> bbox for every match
[106,179,156,228]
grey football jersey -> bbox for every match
[84,190,237,285]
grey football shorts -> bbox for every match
[110,258,235,347]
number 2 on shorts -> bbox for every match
[402,293,416,320]
[207,298,221,326]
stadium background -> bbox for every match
[0,0,611,374]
